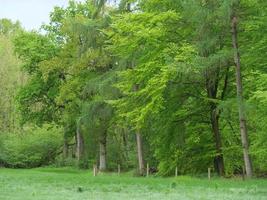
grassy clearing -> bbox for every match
[0,168,267,200]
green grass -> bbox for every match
[0,168,267,200]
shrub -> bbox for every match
[0,124,63,168]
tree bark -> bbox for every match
[133,83,145,175]
[63,135,68,158]
[210,108,224,176]
[122,127,129,166]
[76,124,84,162]
[206,70,225,176]
[136,131,145,175]
[231,15,253,178]
[73,133,77,158]
[99,131,107,171]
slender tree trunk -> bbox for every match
[99,131,107,171]
[231,15,253,178]
[133,83,145,175]
[73,133,77,158]
[136,131,145,175]
[63,135,68,158]
[76,124,84,162]
[122,128,129,164]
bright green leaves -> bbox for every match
[109,10,195,129]
[139,0,181,12]
[14,32,58,74]
[5,0,267,175]
[14,32,61,125]
[109,11,182,60]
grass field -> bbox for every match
[0,168,267,200]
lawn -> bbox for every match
[0,168,267,200]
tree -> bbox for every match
[108,2,198,174]
[14,31,61,125]
[6,0,267,176]
[0,19,24,133]
[41,0,116,169]
[230,0,253,178]
[182,0,236,176]
[0,18,21,36]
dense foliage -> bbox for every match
[0,19,24,132]
[0,124,63,168]
[0,0,267,177]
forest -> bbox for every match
[1,0,267,182]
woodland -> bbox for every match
[1,0,267,180]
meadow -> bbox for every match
[0,168,267,200]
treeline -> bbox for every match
[0,0,267,177]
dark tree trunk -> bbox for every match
[136,131,145,175]
[63,136,68,158]
[210,107,224,176]
[73,133,77,158]
[231,14,253,178]
[99,131,107,171]
[206,70,225,176]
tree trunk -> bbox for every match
[133,83,145,175]
[136,131,145,175]
[99,131,107,171]
[73,133,77,158]
[63,135,68,158]
[122,128,129,165]
[210,108,224,176]
[206,71,225,176]
[76,124,84,162]
[231,15,253,178]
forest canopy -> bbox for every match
[0,0,267,178]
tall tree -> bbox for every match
[109,2,196,175]
[230,1,253,178]
[0,19,24,132]
[183,0,235,176]
[42,0,115,169]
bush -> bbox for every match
[0,124,63,168]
